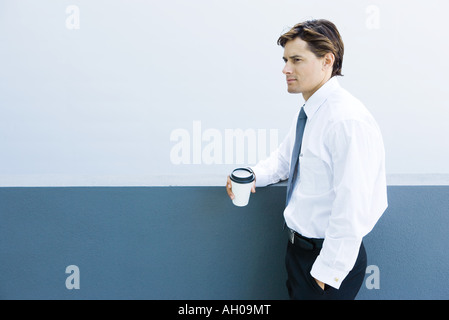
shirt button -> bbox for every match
[334,278,339,282]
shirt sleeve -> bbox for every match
[250,114,297,187]
[310,118,388,289]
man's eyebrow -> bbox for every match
[283,55,304,60]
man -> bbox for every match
[226,19,388,300]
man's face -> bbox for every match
[282,37,329,101]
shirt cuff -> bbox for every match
[310,256,349,290]
[249,166,274,187]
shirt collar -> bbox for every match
[303,76,340,119]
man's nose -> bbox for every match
[283,63,292,75]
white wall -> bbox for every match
[1,0,448,186]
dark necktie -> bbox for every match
[285,106,307,206]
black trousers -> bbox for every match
[285,240,367,300]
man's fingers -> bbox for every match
[251,181,256,193]
[226,176,234,199]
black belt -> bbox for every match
[287,227,324,250]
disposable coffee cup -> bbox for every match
[230,167,255,207]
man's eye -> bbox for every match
[294,59,302,63]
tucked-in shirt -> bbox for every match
[251,77,388,289]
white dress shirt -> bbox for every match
[251,77,388,289]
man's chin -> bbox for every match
[287,88,302,94]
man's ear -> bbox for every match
[322,52,335,71]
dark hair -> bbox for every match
[277,19,344,77]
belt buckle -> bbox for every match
[288,229,295,244]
